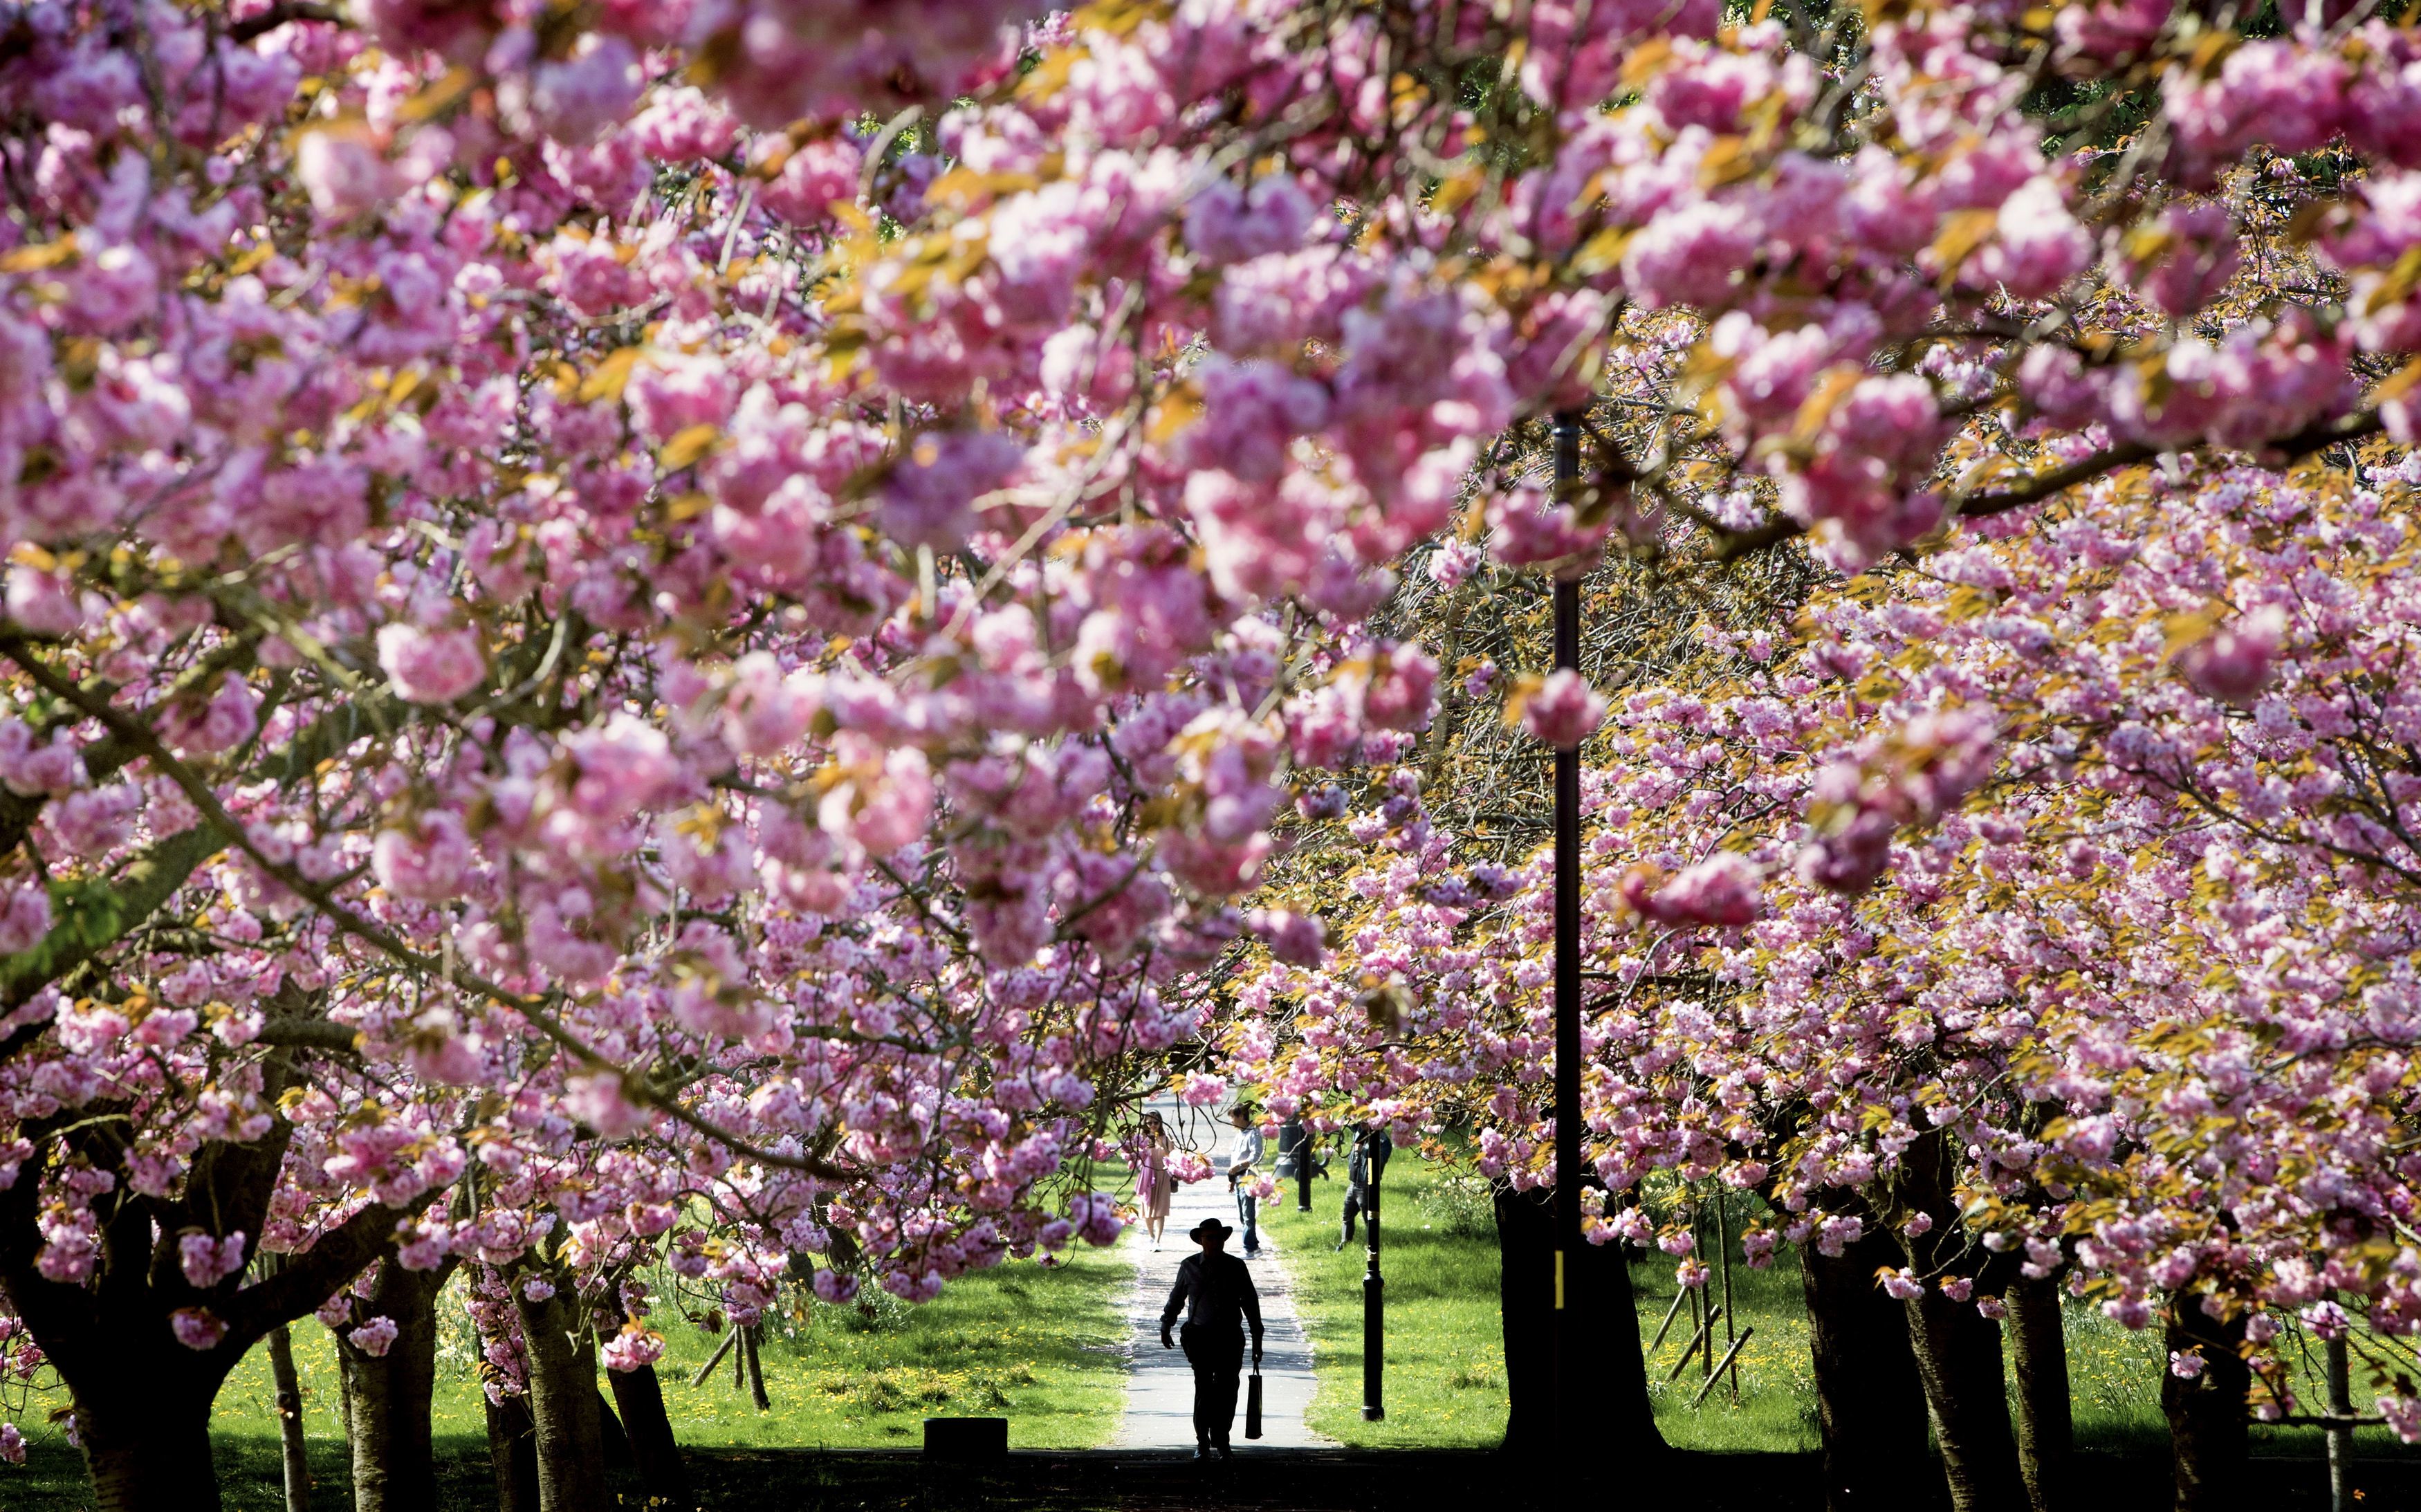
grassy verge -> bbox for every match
[1256,1156,1511,1447]
[1262,1151,2421,1466]
[1259,1158,1816,1450]
[5,1233,1133,1505]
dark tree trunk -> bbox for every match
[1893,1136,2025,1512]
[1801,1226,1934,1511]
[2007,1274,2075,1512]
[1902,1278,2026,1512]
[1495,1183,1553,1453]
[607,1358,691,1505]
[517,1287,609,1512]
[0,967,409,1512]
[595,1386,634,1468]
[2163,1309,2250,1512]
[267,1324,313,1512]
[1492,1183,1665,1459]
[486,1392,541,1512]
[340,1262,454,1512]
[1575,1202,1660,1453]
[78,1386,223,1512]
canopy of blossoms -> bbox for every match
[0,0,2413,1504]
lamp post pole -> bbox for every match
[1548,409,1585,1440]
[1363,1134,1385,1421]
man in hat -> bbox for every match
[1159,1216,1264,1458]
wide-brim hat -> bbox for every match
[1188,1218,1234,1243]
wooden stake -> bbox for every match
[1664,1305,1723,1383]
[1717,1193,1738,1402]
[690,1330,738,1388]
[744,1324,771,1410]
[1691,1329,1755,1408]
[1649,1285,1691,1353]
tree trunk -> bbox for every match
[486,1392,541,1512]
[2163,1309,2250,1512]
[607,1358,692,1506]
[80,1390,223,1512]
[595,1386,634,1468]
[340,1264,451,1512]
[1575,1201,1661,1455]
[267,1324,313,1512]
[1492,1182,1664,1459]
[1902,1278,2026,1512]
[1495,1183,1552,1453]
[2007,1274,2074,1512]
[1801,1226,1933,1511]
[517,1287,609,1512]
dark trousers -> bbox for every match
[1341,1183,1369,1244]
[1234,1188,1260,1253]
[1179,1322,1245,1446]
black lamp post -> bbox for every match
[1288,1118,1314,1213]
[1363,1135,1385,1421]
[1547,409,1585,1437]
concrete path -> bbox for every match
[1112,1109,1329,1451]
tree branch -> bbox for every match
[228,3,344,44]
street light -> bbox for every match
[1363,1132,1385,1421]
[1548,409,1585,1439]
[1287,1117,1314,1213]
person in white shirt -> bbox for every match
[1226,1105,1266,1257]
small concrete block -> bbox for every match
[923,1417,1009,1459]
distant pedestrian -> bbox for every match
[1225,1105,1266,1257]
[1131,1112,1175,1251]
[1159,1217,1264,1459]
[1336,1125,1392,1251]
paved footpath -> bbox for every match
[1112,1110,1330,1451]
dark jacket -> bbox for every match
[1161,1251,1264,1342]
[1348,1131,1392,1187]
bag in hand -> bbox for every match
[1245,1365,1264,1439]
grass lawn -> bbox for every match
[1258,1157,1513,1447]
[4,1230,1133,1505]
[1262,1152,2414,1470]
[1257,1156,1816,1450]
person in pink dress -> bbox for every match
[1132,1111,1175,1250]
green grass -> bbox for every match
[1257,1159,1511,1447]
[4,1235,1134,1505]
[1258,1159,1816,1450]
[650,1240,1132,1450]
[1262,1153,2421,1464]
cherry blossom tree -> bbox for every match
[1,0,2418,1509]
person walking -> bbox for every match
[1336,1124,1393,1251]
[1159,1217,1264,1458]
[1131,1111,1176,1251]
[1225,1105,1266,1257]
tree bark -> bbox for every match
[595,1386,634,1468]
[1492,1182,1665,1459]
[267,1324,313,1512]
[339,1263,454,1512]
[2007,1274,2074,1512]
[79,1390,222,1512]
[1900,1275,2025,1512]
[2163,1309,2250,1512]
[1801,1225,1934,1512]
[1495,1183,1552,1453]
[607,1358,691,1505]
[486,1392,541,1512]
[517,1287,609,1512]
